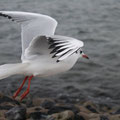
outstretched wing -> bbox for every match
[25,35,84,62]
[0,11,58,60]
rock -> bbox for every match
[98,104,112,113]
[29,112,41,119]
[100,115,109,120]
[0,93,19,105]
[77,105,92,114]
[86,105,98,113]
[5,106,26,120]
[0,102,15,110]
[48,110,74,120]
[77,112,90,120]
[0,117,6,120]
[41,99,55,109]
[77,112,100,120]
[1,93,120,120]
[48,104,79,114]
[109,114,120,120]
[74,115,86,120]
[0,110,6,119]
[89,113,99,119]
[33,98,55,109]
[83,101,98,113]
[0,93,20,110]
[113,109,120,114]
[33,98,43,106]
[27,106,48,119]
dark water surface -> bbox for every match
[0,0,120,106]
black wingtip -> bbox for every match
[52,54,56,58]
[50,48,57,54]
[56,60,60,62]
[49,44,55,49]
[0,13,14,21]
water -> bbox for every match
[0,0,120,106]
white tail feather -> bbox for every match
[0,63,28,80]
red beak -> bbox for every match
[82,54,89,59]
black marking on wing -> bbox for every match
[0,13,14,21]
[47,37,79,62]
[48,37,67,53]
[50,47,58,54]
[58,49,72,58]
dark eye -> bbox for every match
[80,51,82,54]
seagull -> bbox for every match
[0,11,89,101]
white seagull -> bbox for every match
[0,11,89,101]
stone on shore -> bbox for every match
[5,106,26,120]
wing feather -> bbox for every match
[0,11,57,61]
[58,47,80,61]
[25,35,84,62]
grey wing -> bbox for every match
[25,35,84,62]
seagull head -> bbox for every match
[80,50,89,59]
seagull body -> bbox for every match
[0,11,88,100]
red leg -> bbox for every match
[13,76,29,99]
[20,75,33,101]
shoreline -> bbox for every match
[0,93,120,120]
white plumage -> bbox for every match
[0,11,88,100]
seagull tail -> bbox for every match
[0,63,28,80]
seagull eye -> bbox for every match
[80,51,82,54]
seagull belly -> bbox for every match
[25,54,79,77]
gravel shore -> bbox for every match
[0,93,119,120]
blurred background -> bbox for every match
[0,0,120,106]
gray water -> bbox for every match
[0,0,120,106]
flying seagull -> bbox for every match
[0,11,89,101]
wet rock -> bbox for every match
[5,106,26,120]
[48,110,74,120]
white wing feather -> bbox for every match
[0,11,58,60]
